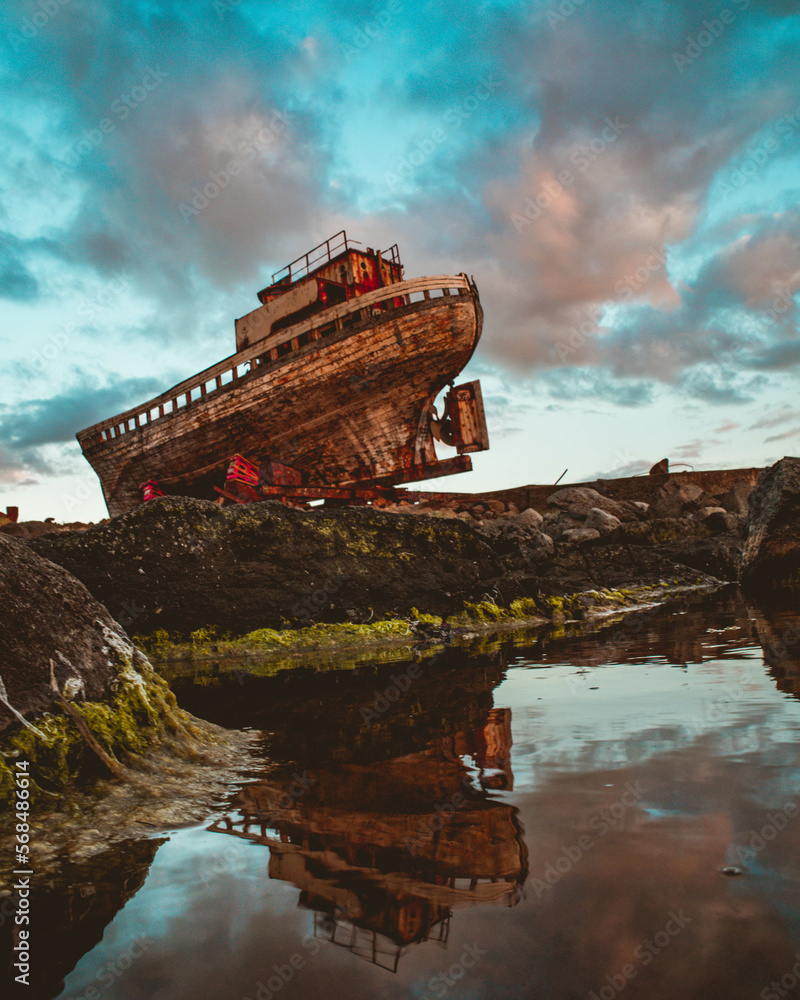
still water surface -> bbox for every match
[51,590,800,999]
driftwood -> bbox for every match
[49,660,128,781]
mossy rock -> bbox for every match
[0,533,189,806]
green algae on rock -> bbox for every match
[30,497,505,636]
[0,533,229,807]
[28,496,727,647]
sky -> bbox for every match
[1,0,799,523]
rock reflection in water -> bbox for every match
[750,604,800,701]
[208,708,526,973]
[0,839,162,1000]
[529,586,761,669]
[168,645,509,767]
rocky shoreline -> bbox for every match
[25,479,742,637]
[1,457,798,822]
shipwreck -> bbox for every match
[77,232,489,516]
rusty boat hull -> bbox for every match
[77,274,484,516]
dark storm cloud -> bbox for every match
[0,252,38,301]
[0,233,40,301]
[0,376,163,478]
[745,340,800,370]
[1,0,340,303]
[1,377,164,448]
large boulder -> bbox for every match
[585,507,622,536]
[0,534,138,734]
[475,517,555,565]
[719,481,754,519]
[607,517,743,581]
[30,497,505,635]
[650,481,712,520]
[546,487,643,523]
[0,534,183,802]
[740,457,800,595]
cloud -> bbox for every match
[764,428,800,442]
[589,458,652,479]
[0,443,40,487]
[0,375,164,476]
[0,233,40,301]
[354,0,800,398]
[749,408,798,430]
[539,368,655,406]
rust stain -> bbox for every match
[77,233,490,515]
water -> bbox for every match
[21,590,800,999]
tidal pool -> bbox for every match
[28,590,800,998]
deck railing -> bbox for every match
[271,230,353,285]
[79,274,475,446]
[269,231,404,286]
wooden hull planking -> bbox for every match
[79,278,483,516]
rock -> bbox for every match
[561,528,601,545]
[507,502,520,516]
[719,481,753,518]
[20,491,734,652]
[609,516,744,577]
[0,535,135,735]
[613,517,711,547]
[697,506,728,520]
[700,509,740,534]
[585,508,621,536]
[485,500,506,514]
[494,541,719,608]
[0,520,91,538]
[1,520,63,539]
[740,457,800,595]
[517,507,544,529]
[0,533,191,802]
[658,536,744,581]
[665,481,704,501]
[650,459,669,475]
[634,502,650,512]
[651,481,707,519]
[30,497,505,635]
[531,530,556,561]
[546,487,642,523]
[541,511,582,542]
[475,518,555,566]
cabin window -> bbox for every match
[322,281,347,306]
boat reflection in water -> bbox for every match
[208,708,526,972]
